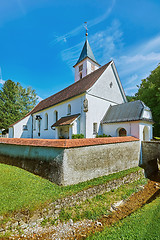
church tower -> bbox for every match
[73,32,100,82]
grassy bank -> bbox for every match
[0,163,141,215]
[87,193,160,240]
[59,177,147,222]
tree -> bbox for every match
[126,95,136,102]
[0,80,38,132]
[135,64,160,136]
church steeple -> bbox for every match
[73,30,100,82]
[75,39,99,67]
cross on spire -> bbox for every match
[84,22,88,38]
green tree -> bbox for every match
[126,95,136,102]
[135,64,160,136]
[0,80,38,132]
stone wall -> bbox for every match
[141,141,160,176]
[0,144,64,185]
[63,141,140,185]
[0,137,140,185]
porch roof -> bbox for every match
[51,114,80,127]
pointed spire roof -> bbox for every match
[74,39,100,67]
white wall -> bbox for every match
[85,93,114,138]
[32,94,86,139]
[103,121,153,140]
[139,122,153,141]
[87,62,126,104]
[74,58,99,82]
[142,109,152,119]
[9,115,32,138]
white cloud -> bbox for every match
[60,20,123,69]
[37,95,43,102]
[115,35,160,95]
[51,0,116,45]
[0,79,5,85]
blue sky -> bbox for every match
[0,0,160,100]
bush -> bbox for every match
[72,134,84,139]
[96,134,112,138]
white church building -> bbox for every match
[9,36,153,141]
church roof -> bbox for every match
[9,61,111,127]
[74,39,100,67]
[51,114,80,127]
[102,100,153,124]
[31,61,111,114]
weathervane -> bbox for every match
[84,22,88,38]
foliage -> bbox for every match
[96,133,111,138]
[0,163,140,215]
[72,134,84,139]
[87,192,160,240]
[59,178,147,223]
[0,80,38,132]
[135,64,160,136]
[126,95,136,102]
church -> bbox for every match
[9,34,153,141]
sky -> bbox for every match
[0,0,160,100]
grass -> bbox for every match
[154,137,160,140]
[87,193,160,240]
[59,177,147,222]
[0,163,141,215]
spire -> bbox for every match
[74,39,99,66]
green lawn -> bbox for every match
[0,163,141,215]
[87,194,160,240]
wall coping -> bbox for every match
[0,136,139,148]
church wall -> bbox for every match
[102,121,153,140]
[88,63,126,104]
[85,93,113,138]
[32,94,86,139]
[139,122,153,141]
[9,115,32,138]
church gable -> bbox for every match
[87,61,127,104]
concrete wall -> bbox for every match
[63,141,140,185]
[141,141,160,176]
[0,144,64,185]
[0,139,140,186]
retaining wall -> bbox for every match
[0,137,140,185]
[141,141,160,176]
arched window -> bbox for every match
[143,126,149,141]
[119,128,127,137]
[68,104,71,115]
[44,113,48,130]
[33,117,36,130]
[54,110,58,122]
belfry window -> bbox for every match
[79,64,83,72]
[79,72,82,79]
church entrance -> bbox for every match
[59,126,69,139]
[118,128,127,137]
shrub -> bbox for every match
[72,134,84,139]
[96,134,112,138]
